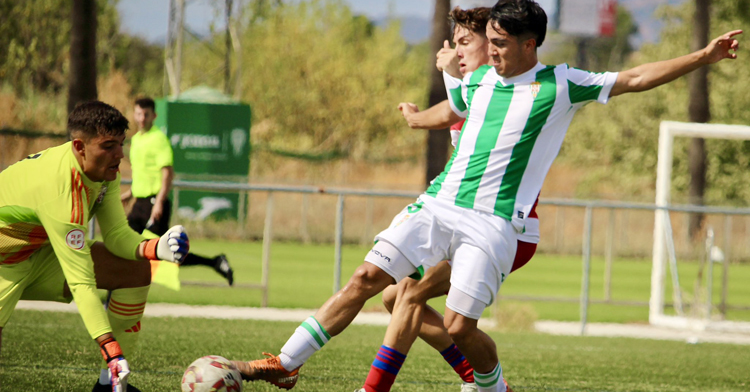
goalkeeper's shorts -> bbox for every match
[0,244,72,327]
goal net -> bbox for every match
[651,121,750,333]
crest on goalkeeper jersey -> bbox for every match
[65,229,85,250]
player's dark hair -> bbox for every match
[449,6,491,35]
[67,101,129,141]
[489,0,547,48]
[134,97,156,111]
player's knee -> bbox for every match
[397,279,427,306]
[346,263,392,297]
[445,316,477,342]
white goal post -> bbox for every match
[651,121,750,332]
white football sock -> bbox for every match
[474,363,505,392]
[279,316,331,371]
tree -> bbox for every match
[687,0,711,238]
[0,0,71,92]
[555,0,750,206]
[182,0,428,170]
[425,0,452,186]
[67,0,98,113]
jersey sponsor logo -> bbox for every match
[530,81,541,98]
[65,229,85,250]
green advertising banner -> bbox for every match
[155,94,251,222]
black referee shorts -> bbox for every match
[127,196,172,236]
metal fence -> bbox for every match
[111,179,750,332]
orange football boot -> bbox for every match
[232,352,299,390]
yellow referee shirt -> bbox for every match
[129,125,173,198]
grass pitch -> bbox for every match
[153,239,750,323]
[2,239,749,391]
[2,310,749,391]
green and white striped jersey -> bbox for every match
[431,63,617,231]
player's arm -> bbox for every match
[120,187,132,203]
[150,166,173,221]
[149,131,175,223]
[610,30,741,97]
[37,201,114,338]
[398,100,461,130]
[98,176,188,263]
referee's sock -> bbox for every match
[180,253,214,267]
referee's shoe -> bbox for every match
[214,254,234,286]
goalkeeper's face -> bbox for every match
[75,133,127,182]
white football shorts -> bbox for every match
[367,195,517,306]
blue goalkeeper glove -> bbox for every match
[144,225,189,263]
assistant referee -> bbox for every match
[121,97,234,285]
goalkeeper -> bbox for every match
[0,101,189,392]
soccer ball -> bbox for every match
[181,355,243,392]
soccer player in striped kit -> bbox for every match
[356,7,537,392]
[231,1,741,391]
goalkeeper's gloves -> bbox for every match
[144,225,189,263]
[99,337,130,392]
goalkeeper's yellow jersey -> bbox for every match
[0,142,146,339]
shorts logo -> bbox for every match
[393,214,410,228]
[407,201,424,214]
[370,249,391,263]
[517,211,525,219]
[66,229,85,250]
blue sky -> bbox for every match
[117,0,684,46]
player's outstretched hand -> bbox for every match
[398,103,421,128]
[398,102,419,114]
[99,337,130,392]
[144,225,189,263]
[704,30,742,64]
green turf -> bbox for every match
[2,310,749,391]
[149,239,750,323]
